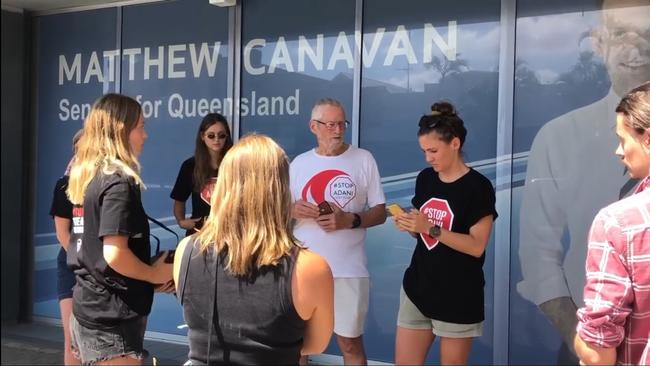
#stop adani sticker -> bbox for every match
[419,197,454,250]
[301,169,357,209]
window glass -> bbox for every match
[33,8,118,318]
[121,0,230,335]
[360,1,500,363]
[510,1,649,363]
[239,0,355,159]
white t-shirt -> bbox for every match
[290,145,385,278]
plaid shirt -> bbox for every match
[576,176,650,365]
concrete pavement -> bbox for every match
[1,320,188,365]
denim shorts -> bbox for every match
[70,313,147,365]
[57,248,75,300]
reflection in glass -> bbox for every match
[33,8,119,320]
[239,0,355,160]
[513,1,650,364]
[360,0,500,364]
[120,0,230,336]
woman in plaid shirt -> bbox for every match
[574,81,650,365]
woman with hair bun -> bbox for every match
[393,101,498,365]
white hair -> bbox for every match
[311,98,345,120]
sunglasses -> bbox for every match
[206,133,228,140]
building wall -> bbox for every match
[21,0,650,363]
[1,9,27,323]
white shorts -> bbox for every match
[334,277,370,338]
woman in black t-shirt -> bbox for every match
[49,130,83,366]
[393,101,497,365]
[67,94,174,365]
[170,113,232,236]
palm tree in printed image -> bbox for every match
[425,54,469,82]
[558,51,608,86]
[515,58,541,88]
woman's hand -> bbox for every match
[154,280,175,293]
[150,252,174,285]
[179,217,201,231]
[394,209,432,235]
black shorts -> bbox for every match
[57,248,75,300]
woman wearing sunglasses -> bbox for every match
[171,113,233,236]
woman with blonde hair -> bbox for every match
[49,129,83,366]
[173,134,334,365]
[67,93,173,365]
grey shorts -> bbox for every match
[70,313,147,365]
[397,287,483,338]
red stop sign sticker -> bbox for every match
[419,197,454,250]
[200,177,218,206]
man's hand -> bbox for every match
[316,202,353,232]
[292,199,320,220]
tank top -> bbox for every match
[178,239,305,365]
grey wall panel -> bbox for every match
[1,9,25,322]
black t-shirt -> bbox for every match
[72,170,153,329]
[402,168,497,324]
[49,176,72,219]
[170,157,217,236]
[49,175,82,269]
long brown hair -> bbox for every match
[196,134,299,276]
[67,94,143,204]
[193,113,232,192]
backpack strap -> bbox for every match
[177,238,196,306]
[147,215,180,246]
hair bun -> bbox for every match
[431,101,456,117]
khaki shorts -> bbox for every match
[334,277,370,338]
[397,286,483,338]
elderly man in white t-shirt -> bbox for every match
[291,98,386,365]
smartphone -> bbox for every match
[318,201,334,216]
[387,203,406,217]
